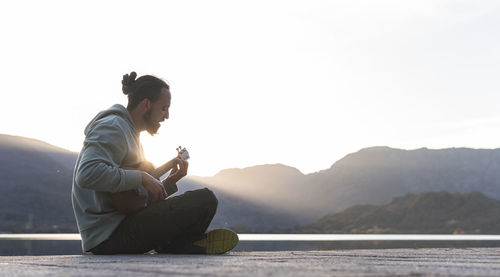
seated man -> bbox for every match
[71,71,238,254]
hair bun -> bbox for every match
[122,71,138,95]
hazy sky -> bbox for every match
[1,0,499,176]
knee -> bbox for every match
[199,188,218,210]
[184,188,218,211]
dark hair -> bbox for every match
[122,71,170,110]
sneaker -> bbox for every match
[156,228,239,254]
[192,228,239,254]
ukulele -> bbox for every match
[110,146,190,215]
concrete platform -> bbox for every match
[2,248,500,276]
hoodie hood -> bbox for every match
[84,104,137,136]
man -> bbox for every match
[71,72,238,254]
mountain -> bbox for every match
[192,146,500,220]
[0,134,78,232]
[187,164,311,225]
[305,146,500,216]
[175,178,304,232]
[299,191,500,234]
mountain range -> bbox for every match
[299,191,500,234]
[190,146,500,230]
[2,133,500,233]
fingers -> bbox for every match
[173,158,182,166]
[149,181,162,202]
[164,159,190,186]
[179,160,189,176]
[159,183,167,200]
[158,180,167,200]
[154,182,166,201]
[171,163,179,173]
[151,178,165,199]
[142,172,166,201]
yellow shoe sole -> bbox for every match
[192,229,239,254]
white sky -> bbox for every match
[1,0,499,176]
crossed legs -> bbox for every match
[90,188,218,254]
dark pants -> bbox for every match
[90,188,218,254]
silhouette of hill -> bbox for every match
[174,179,304,232]
[188,164,311,227]
[0,134,78,232]
[299,191,500,234]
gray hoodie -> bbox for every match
[72,104,144,252]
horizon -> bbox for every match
[3,132,500,177]
[1,1,499,176]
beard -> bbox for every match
[143,109,161,135]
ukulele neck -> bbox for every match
[150,158,178,179]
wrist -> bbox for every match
[141,171,151,184]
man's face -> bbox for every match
[143,88,171,135]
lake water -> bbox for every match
[1,234,500,255]
[2,233,500,241]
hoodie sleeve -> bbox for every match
[75,118,142,192]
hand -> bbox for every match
[141,171,167,202]
[166,158,189,184]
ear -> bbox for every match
[139,98,152,110]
